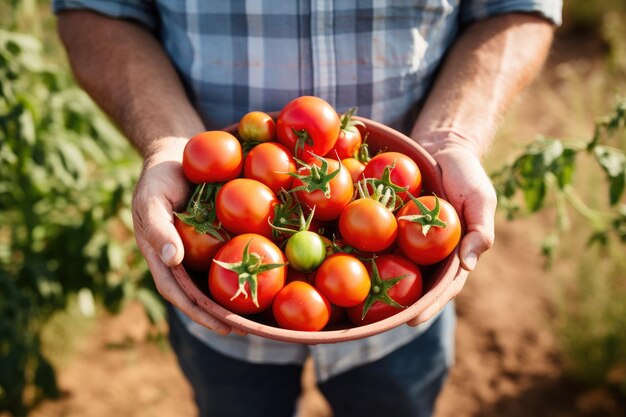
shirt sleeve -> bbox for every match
[52,0,158,31]
[461,0,563,26]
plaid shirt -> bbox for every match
[54,0,561,381]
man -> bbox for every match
[55,1,560,416]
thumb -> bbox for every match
[133,187,185,267]
[459,192,496,271]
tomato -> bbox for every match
[284,231,326,272]
[238,111,276,143]
[362,152,421,201]
[325,109,363,160]
[341,158,366,183]
[396,195,461,265]
[243,142,296,194]
[315,253,370,307]
[209,233,286,314]
[292,158,354,221]
[182,131,243,183]
[347,255,422,326]
[272,281,331,331]
[276,96,341,158]
[174,216,228,271]
[338,198,397,252]
[216,178,278,238]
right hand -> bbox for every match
[131,137,238,335]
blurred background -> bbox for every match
[0,1,625,416]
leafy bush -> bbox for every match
[491,101,626,395]
[0,29,160,416]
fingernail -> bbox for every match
[463,251,478,271]
[160,243,176,264]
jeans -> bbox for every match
[168,304,455,417]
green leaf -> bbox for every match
[594,145,626,204]
[34,354,59,399]
[609,172,625,206]
[136,288,166,325]
[522,179,546,212]
[553,148,577,188]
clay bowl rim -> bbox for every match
[170,116,464,344]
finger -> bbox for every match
[139,237,232,335]
[133,186,185,267]
[407,267,469,326]
[459,187,497,271]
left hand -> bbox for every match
[407,129,497,325]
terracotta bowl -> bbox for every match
[171,116,462,344]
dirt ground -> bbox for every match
[13,218,623,417]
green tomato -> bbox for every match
[285,231,326,272]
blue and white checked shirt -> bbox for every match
[54,0,561,381]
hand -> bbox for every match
[131,137,242,336]
[407,129,497,325]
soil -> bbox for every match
[5,34,625,417]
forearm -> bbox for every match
[57,10,205,158]
[412,13,555,155]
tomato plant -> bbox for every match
[315,254,371,307]
[216,178,278,238]
[238,111,276,143]
[272,281,331,331]
[347,255,422,326]
[209,234,287,314]
[243,142,296,194]
[276,96,341,158]
[182,131,243,183]
[291,156,354,221]
[396,195,461,265]
[362,151,422,201]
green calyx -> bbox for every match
[271,192,317,238]
[292,127,315,158]
[175,183,227,242]
[360,161,408,211]
[212,239,287,308]
[355,178,399,211]
[288,153,342,198]
[340,107,365,132]
[361,258,409,320]
[397,194,447,236]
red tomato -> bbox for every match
[325,112,362,160]
[238,111,276,142]
[292,158,354,221]
[362,152,421,201]
[347,255,423,326]
[272,281,331,331]
[209,233,286,314]
[276,96,341,158]
[341,158,366,183]
[216,178,278,238]
[315,254,370,307]
[174,216,228,271]
[396,195,461,265]
[338,198,397,253]
[182,131,243,183]
[243,142,296,194]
